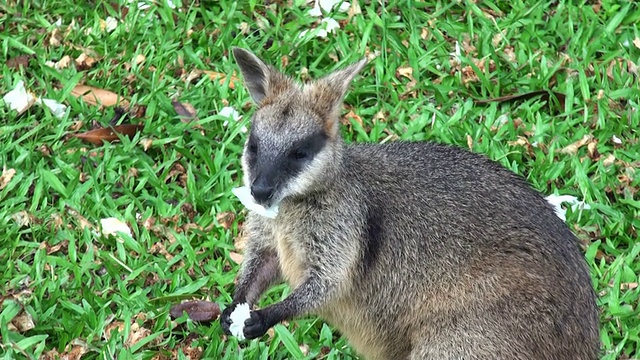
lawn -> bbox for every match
[1,0,639,359]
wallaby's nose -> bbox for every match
[251,182,274,204]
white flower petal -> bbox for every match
[105,17,118,32]
[100,217,132,237]
[612,135,622,144]
[545,194,591,222]
[219,106,240,121]
[321,17,340,33]
[232,186,279,219]
[3,80,36,114]
[39,98,67,119]
[229,303,251,340]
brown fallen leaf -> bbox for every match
[39,239,69,255]
[172,101,199,123]
[341,109,363,128]
[216,212,235,230]
[70,84,130,108]
[42,340,89,360]
[559,134,594,155]
[229,251,244,264]
[0,167,16,190]
[125,322,152,347]
[587,139,600,160]
[396,65,414,80]
[10,310,35,332]
[170,301,221,322]
[6,55,33,69]
[65,205,96,230]
[603,154,616,167]
[71,124,144,145]
[621,282,638,291]
[75,53,97,70]
[466,134,473,150]
[104,321,125,341]
[150,242,173,261]
[202,70,240,89]
[234,232,247,253]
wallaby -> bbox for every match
[219,47,601,360]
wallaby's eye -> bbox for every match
[292,148,309,160]
[248,141,258,154]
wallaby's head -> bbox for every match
[232,47,366,208]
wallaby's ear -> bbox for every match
[305,58,367,135]
[232,47,293,105]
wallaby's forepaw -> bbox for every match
[243,310,270,340]
[220,302,239,335]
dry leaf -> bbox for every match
[215,212,235,231]
[172,101,199,123]
[70,84,130,108]
[169,301,221,322]
[6,55,32,69]
[503,46,516,63]
[0,167,16,190]
[299,344,310,356]
[633,37,640,50]
[65,205,96,230]
[396,65,414,80]
[62,341,89,360]
[621,282,638,290]
[141,138,153,151]
[420,28,429,40]
[587,139,599,160]
[202,70,240,89]
[104,321,125,341]
[492,30,506,47]
[47,55,72,70]
[75,53,97,70]
[126,322,151,347]
[559,134,593,155]
[133,54,146,65]
[12,211,33,227]
[342,110,363,127]
[229,251,244,264]
[347,0,361,20]
[508,136,530,147]
[10,311,35,332]
[466,134,473,150]
[40,240,69,255]
[71,124,144,145]
[602,153,615,167]
[234,233,247,252]
[150,242,173,261]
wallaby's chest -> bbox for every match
[271,221,307,288]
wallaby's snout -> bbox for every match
[250,176,275,204]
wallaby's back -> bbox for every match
[315,141,600,360]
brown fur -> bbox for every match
[219,47,601,360]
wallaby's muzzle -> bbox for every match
[250,178,275,204]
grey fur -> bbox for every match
[220,47,600,360]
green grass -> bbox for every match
[1,0,639,359]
